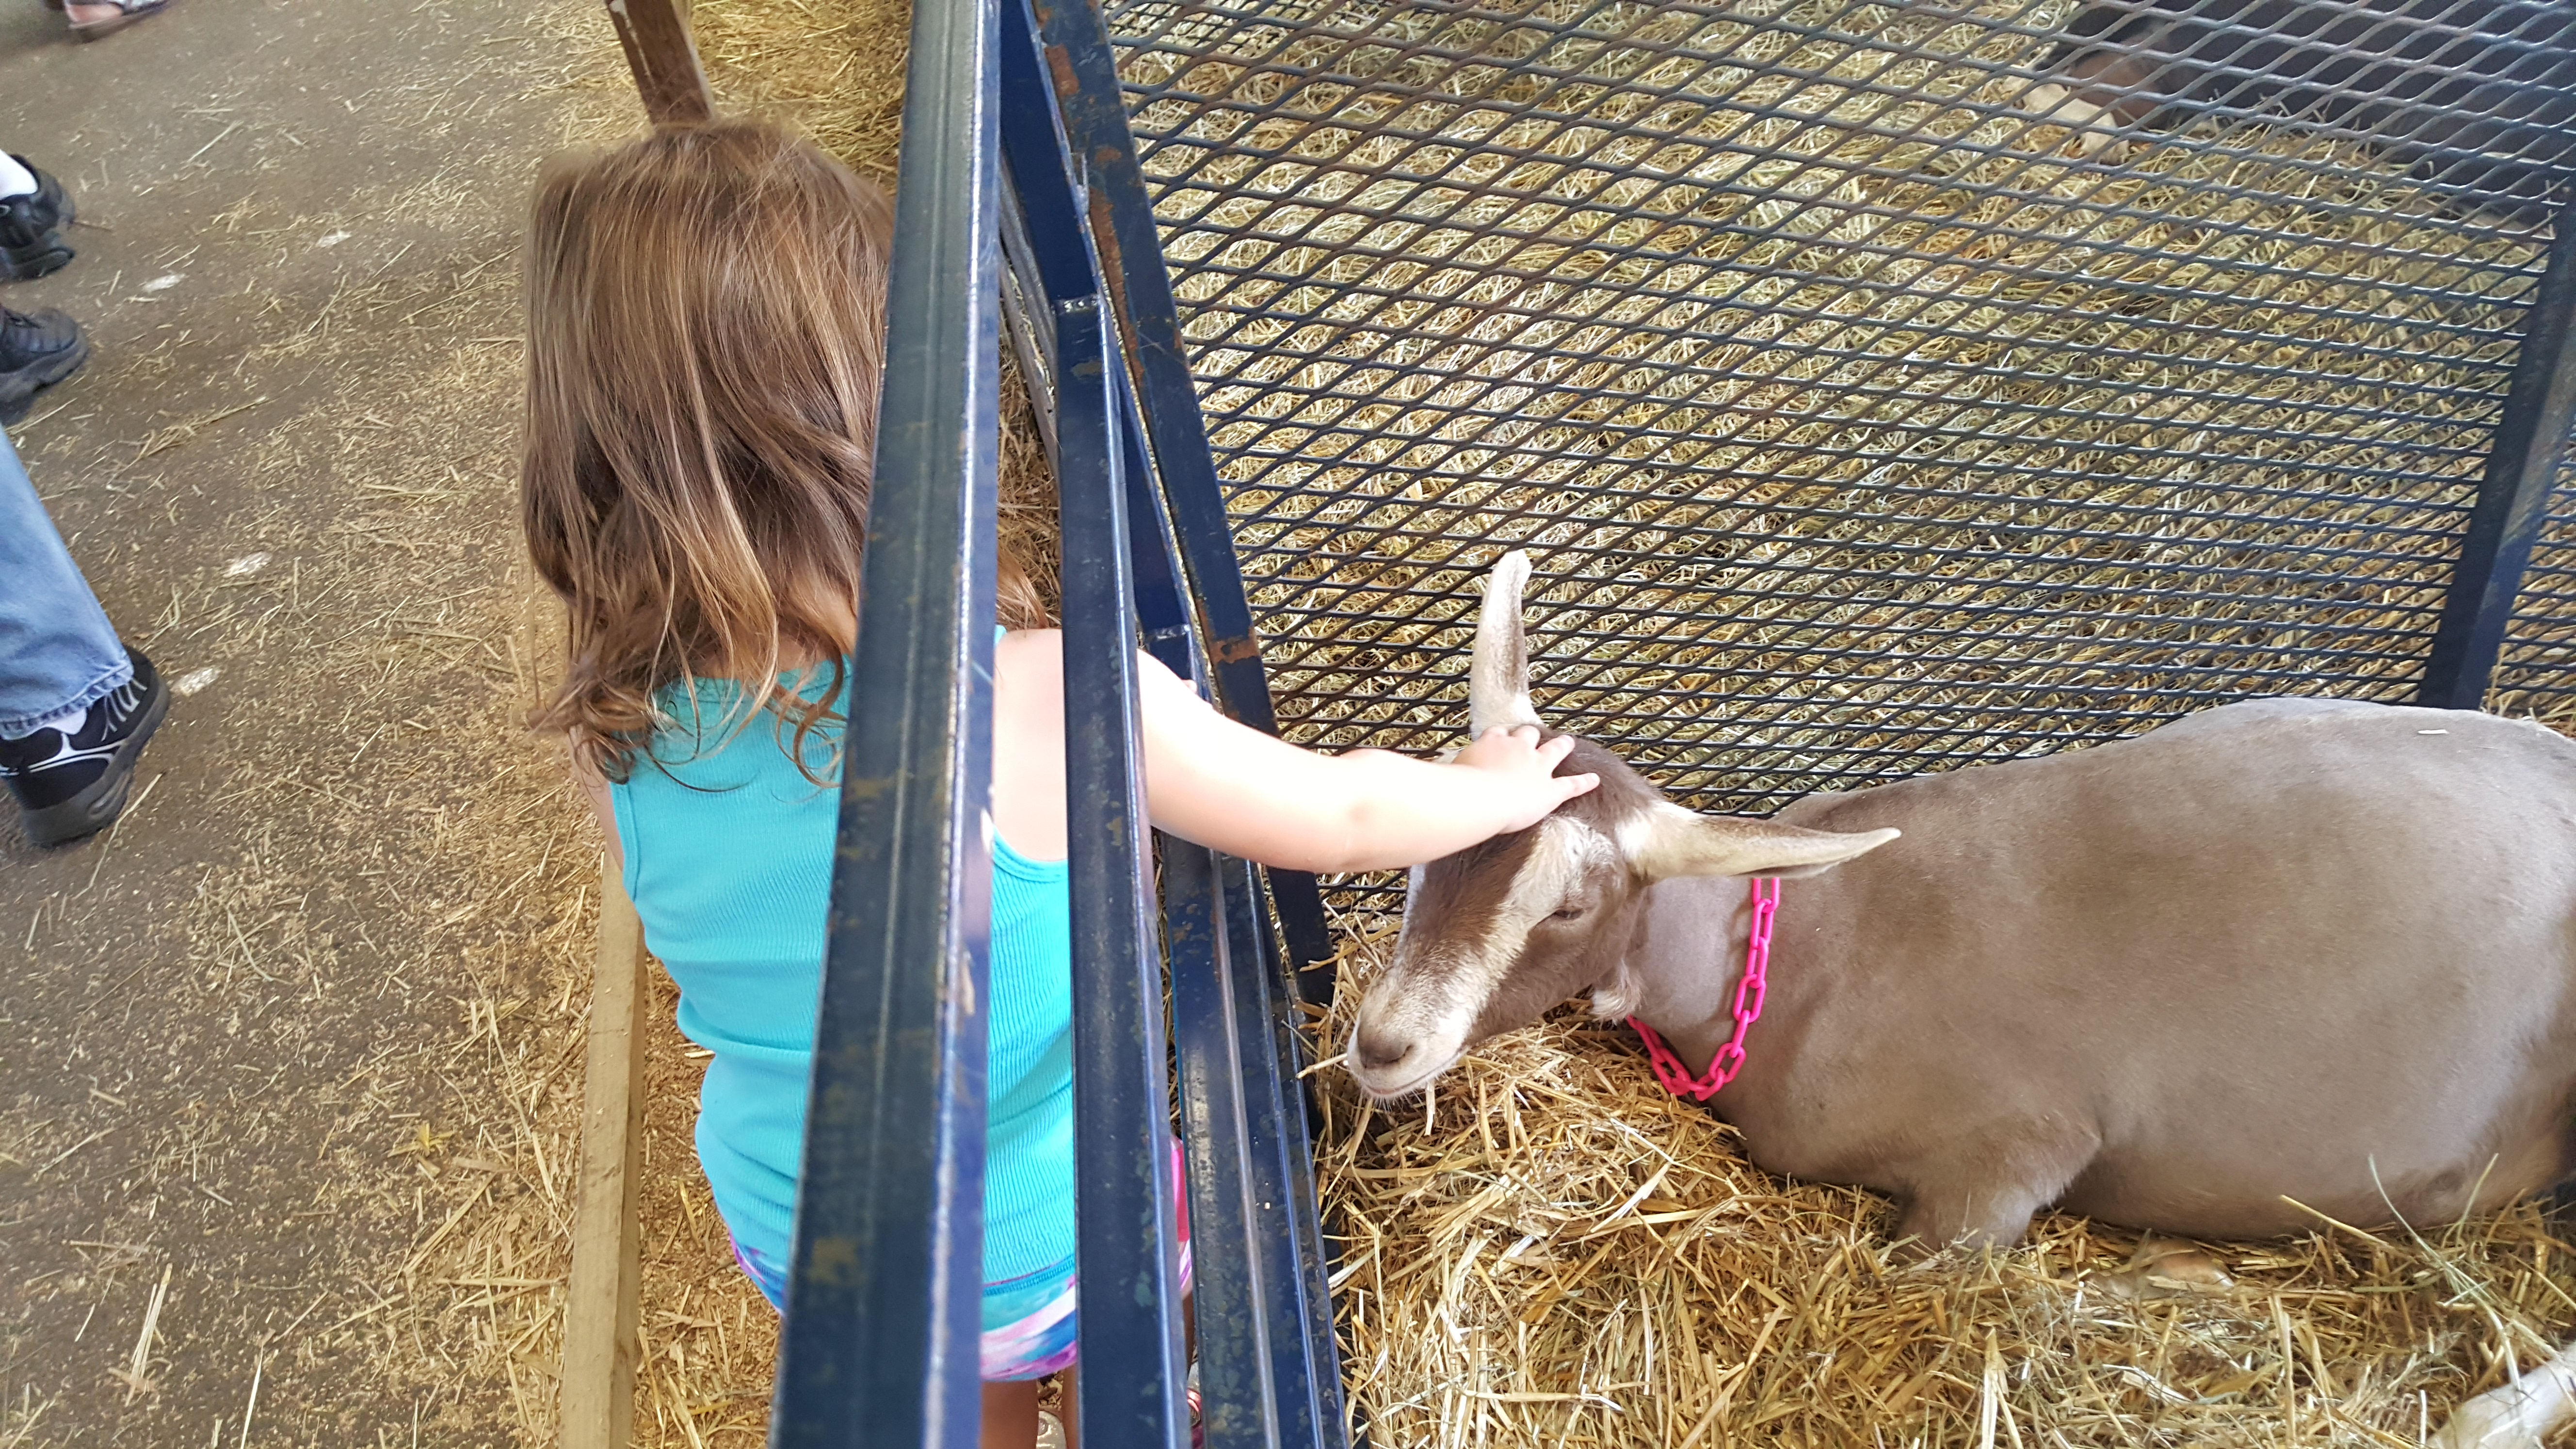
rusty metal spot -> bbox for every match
[1086,189,1145,397]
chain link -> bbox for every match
[1630,878,1778,1103]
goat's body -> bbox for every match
[1626,698,2576,1244]
[1357,558,2576,1443]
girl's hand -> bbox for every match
[1452,725,1599,833]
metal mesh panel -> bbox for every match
[2496,451,2576,725]
[1103,0,2571,897]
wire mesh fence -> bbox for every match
[2497,450,2576,717]
[1102,0,2574,906]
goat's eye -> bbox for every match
[1549,905,1585,921]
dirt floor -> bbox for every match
[0,1,644,1443]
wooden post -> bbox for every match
[605,0,714,125]
[562,858,650,1449]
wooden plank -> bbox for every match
[562,856,650,1449]
[605,0,714,125]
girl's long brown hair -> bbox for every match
[522,120,1042,781]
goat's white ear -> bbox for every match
[1469,550,1541,737]
[1623,804,1899,883]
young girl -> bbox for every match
[520,121,1596,1449]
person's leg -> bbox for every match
[0,425,166,845]
[981,1381,1041,1449]
[0,427,126,734]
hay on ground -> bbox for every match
[1311,925,2576,1448]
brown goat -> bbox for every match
[1349,552,2576,1444]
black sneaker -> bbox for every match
[0,648,169,847]
[0,306,88,424]
[0,158,74,281]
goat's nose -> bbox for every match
[1352,1029,1416,1073]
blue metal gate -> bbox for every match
[758,1,1348,1445]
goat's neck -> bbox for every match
[1621,873,1762,1076]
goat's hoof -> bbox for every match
[2127,1237,2231,1286]
[2101,1237,2232,1300]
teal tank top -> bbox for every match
[610,661,1077,1284]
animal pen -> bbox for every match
[564,0,2576,1445]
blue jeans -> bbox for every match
[0,425,129,736]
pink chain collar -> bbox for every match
[1628,877,1777,1102]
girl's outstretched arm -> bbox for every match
[1135,649,1597,873]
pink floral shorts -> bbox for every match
[731,1140,1191,1382]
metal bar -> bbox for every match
[1003,30,1259,1440]
[1216,853,1348,1443]
[1124,370,1202,675]
[1005,18,1343,1436]
[997,183,1061,475]
[1057,292,1192,1449]
[1162,843,1351,1449]
[1005,17,1347,1445]
[1131,355,1347,1445]
[769,0,999,1438]
[602,0,713,125]
[999,14,1105,306]
[1031,0,1266,707]
[1034,0,1336,972]
[2421,203,2576,710]
[1005,8,1199,671]
[1166,842,1286,1449]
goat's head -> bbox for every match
[1344,552,1900,1102]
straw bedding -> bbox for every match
[1309,925,2576,1447]
[644,1,2576,1445]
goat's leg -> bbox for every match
[1891,1185,2052,1255]
[2431,1339,2576,1449]
[1889,1127,2098,1255]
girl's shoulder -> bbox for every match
[994,627,1062,665]
[995,628,1196,700]
[628,666,850,787]
[992,628,1068,704]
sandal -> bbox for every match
[64,0,172,40]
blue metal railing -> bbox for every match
[772,1,1348,1443]
[768,0,998,1435]
[2420,200,2576,710]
